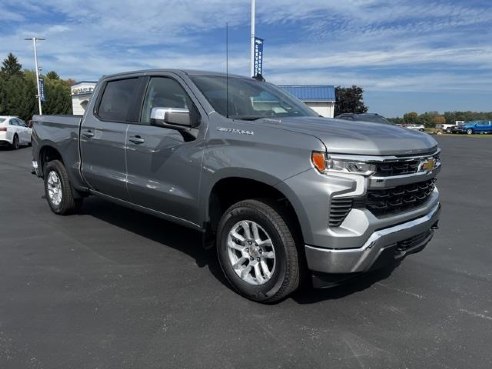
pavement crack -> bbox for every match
[376,282,424,299]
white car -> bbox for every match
[405,124,425,132]
[0,116,32,149]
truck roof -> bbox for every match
[101,69,247,80]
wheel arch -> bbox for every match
[39,144,64,174]
[38,144,86,199]
[206,176,305,246]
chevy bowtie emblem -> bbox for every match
[419,158,436,172]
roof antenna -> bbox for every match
[226,22,229,118]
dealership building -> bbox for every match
[71,82,335,118]
[278,85,335,118]
[71,81,97,115]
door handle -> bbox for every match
[128,135,145,144]
[82,130,94,138]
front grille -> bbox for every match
[329,198,353,227]
[374,160,420,176]
[366,179,436,216]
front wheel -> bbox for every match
[467,129,474,135]
[44,160,82,215]
[217,199,300,303]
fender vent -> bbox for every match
[329,198,353,227]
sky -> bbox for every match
[0,0,491,117]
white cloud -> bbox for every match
[1,0,491,114]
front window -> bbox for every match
[191,76,318,120]
[141,77,194,124]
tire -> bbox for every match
[12,134,19,150]
[467,129,473,135]
[217,199,300,303]
[43,160,82,215]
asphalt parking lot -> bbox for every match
[0,136,491,369]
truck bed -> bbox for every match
[32,115,84,186]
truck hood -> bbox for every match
[268,117,438,156]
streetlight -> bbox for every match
[250,0,255,77]
[24,37,45,115]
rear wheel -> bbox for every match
[44,160,82,215]
[12,134,19,150]
[217,199,300,303]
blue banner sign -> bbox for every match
[39,78,46,102]
[254,37,264,77]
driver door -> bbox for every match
[125,75,203,224]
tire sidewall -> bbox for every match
[217,203,292,301]
[12,135,19,150]
[44,162,66,214]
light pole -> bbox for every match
[24,37,45,115]
[250,0,255,77]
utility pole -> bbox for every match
[24,37,45,115]
[250,0,255,77]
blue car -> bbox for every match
[456,120,492,134]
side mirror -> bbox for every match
[151,107,191,127]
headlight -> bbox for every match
[311,151,376,176]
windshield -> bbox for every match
[191,76,319,120]
[0,118,6,123]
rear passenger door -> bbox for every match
[80,77,141,200]
[125,75,204,224]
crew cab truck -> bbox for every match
[455,120,492,134]
[32,70,441,303]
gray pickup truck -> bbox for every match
[32,69,441,302]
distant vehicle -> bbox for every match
[0,116,32,149]
[405,124,425,132]
[436,123,458,133]
[447,121,466,134]
[335,113,392,124]
[454,120,492,134]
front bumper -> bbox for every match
[305,202,440,274]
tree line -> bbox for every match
[389,111,492,127]
[333,85,492,127]
[0,53,73,121]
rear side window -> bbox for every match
[98,78,139,122]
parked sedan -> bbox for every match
[0,116,32,149]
